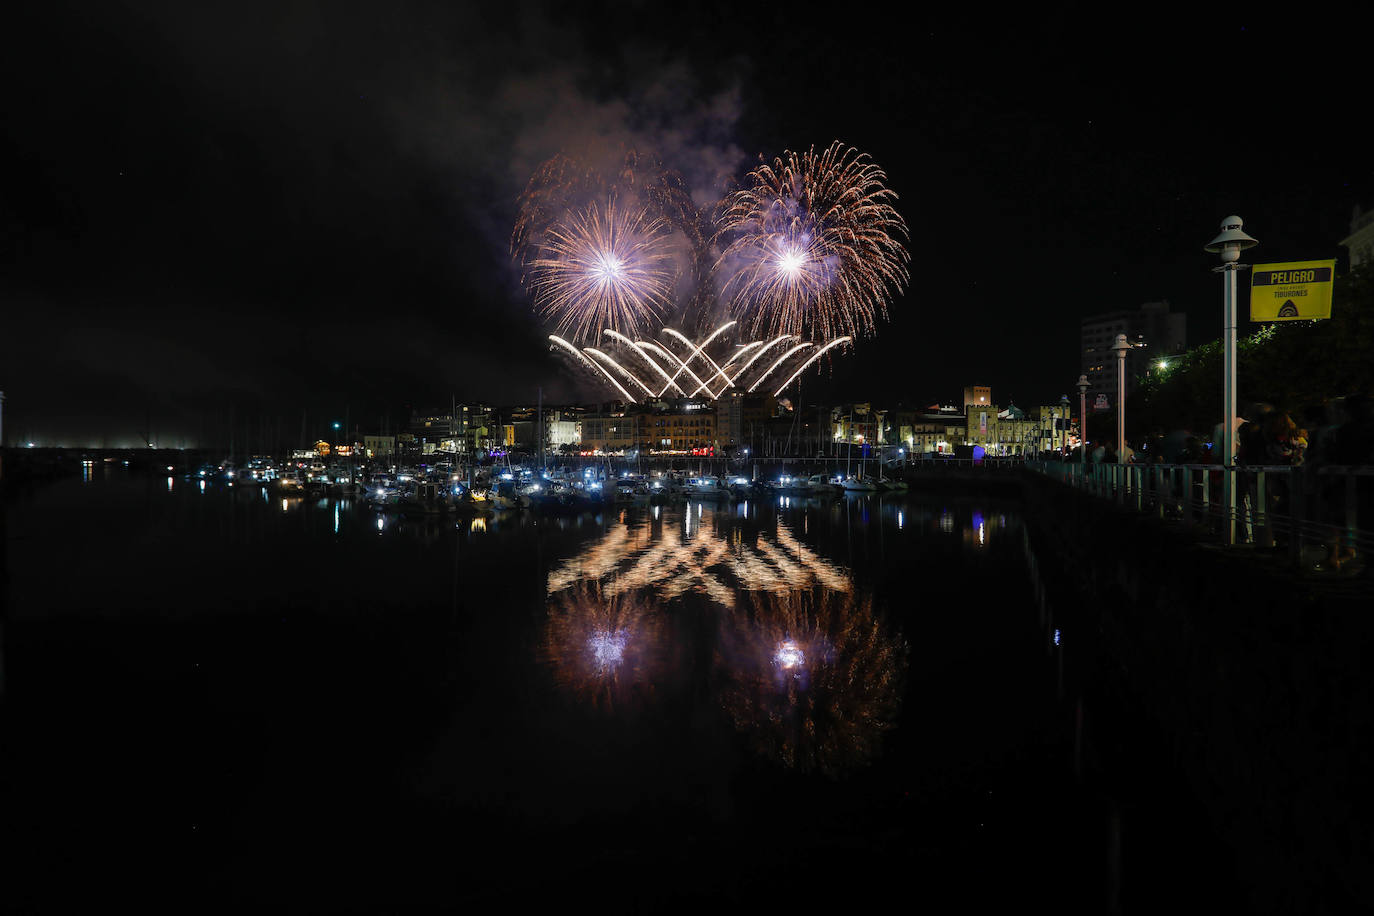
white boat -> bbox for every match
[489,479,530,510]
[726,476,754,499]
[686,476,732,498]
[613,475,652,503]
[367,482,398,508]
[840,475,878,492]
[394,479,449,515]
[275,469,307,492]
[235,459,276,486]
[806,474,840,494]
[648,473,686,498]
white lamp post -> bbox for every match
[1076,374,1089,475]
[1112,334,1131,462]
[1204,216,1258,545]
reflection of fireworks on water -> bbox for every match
[588,630,629,669]
[526,198,675,343]
[774,640,805,669]
[549,321,852,401]
[714,141,910,341]
[541,582,663,713]
[544,511,851,604]
[718,588,906,775]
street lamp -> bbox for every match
[1076,374,1089,475]
[1204,216,1258,545]
[1112,334,1131,462]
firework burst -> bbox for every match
[525,197,676,343]
[713,141,910,340]
[513,150,712,341]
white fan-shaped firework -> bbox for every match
[549,321,851,402]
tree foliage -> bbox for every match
[1132,264,1374,437]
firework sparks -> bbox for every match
[771,336,852,397]
[549,335,637,402]
[602,329,686,395]
[525,198,676,343]
[747,342,812,393]
[552,323,848,400]
[713,141,910,340]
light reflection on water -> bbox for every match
[717,587,905,775]
[7,471,1126,907]
[545,506,851,601]
[541,504,906,774]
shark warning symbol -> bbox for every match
[1277,300,1299,318]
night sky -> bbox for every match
[4,4,1371,447]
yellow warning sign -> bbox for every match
[1249,259,1335,321]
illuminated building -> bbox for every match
[1080,301,1185,409]
[963,403,1075,456]
[963,385,992,411]
[363,435,395,459]
[830,402,888,448]
[1342,204,1374,268]
[891,404,963,455]
[645,398,717,452]
[578,403,643,454]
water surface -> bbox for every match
[3,469,1097,909]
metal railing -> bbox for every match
[1026,459,1374,565]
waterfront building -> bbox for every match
[831,403,888,450]
[545,413,581,451]
[407,404,498,455]
[960,403,1074,456]
[1030,401,1074,454]
[1081,301,1186,409]
[1341,204,1374,269]
[713,393,780,454]
[363,435,396,460]
[579,403,643,454]
[966,402,1002,453]
[891,404,963,455]
[644,397,717,453]
[410,408,456,439]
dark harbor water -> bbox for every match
[1,467,1228,911]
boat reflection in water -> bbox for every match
[542,505,906,773]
